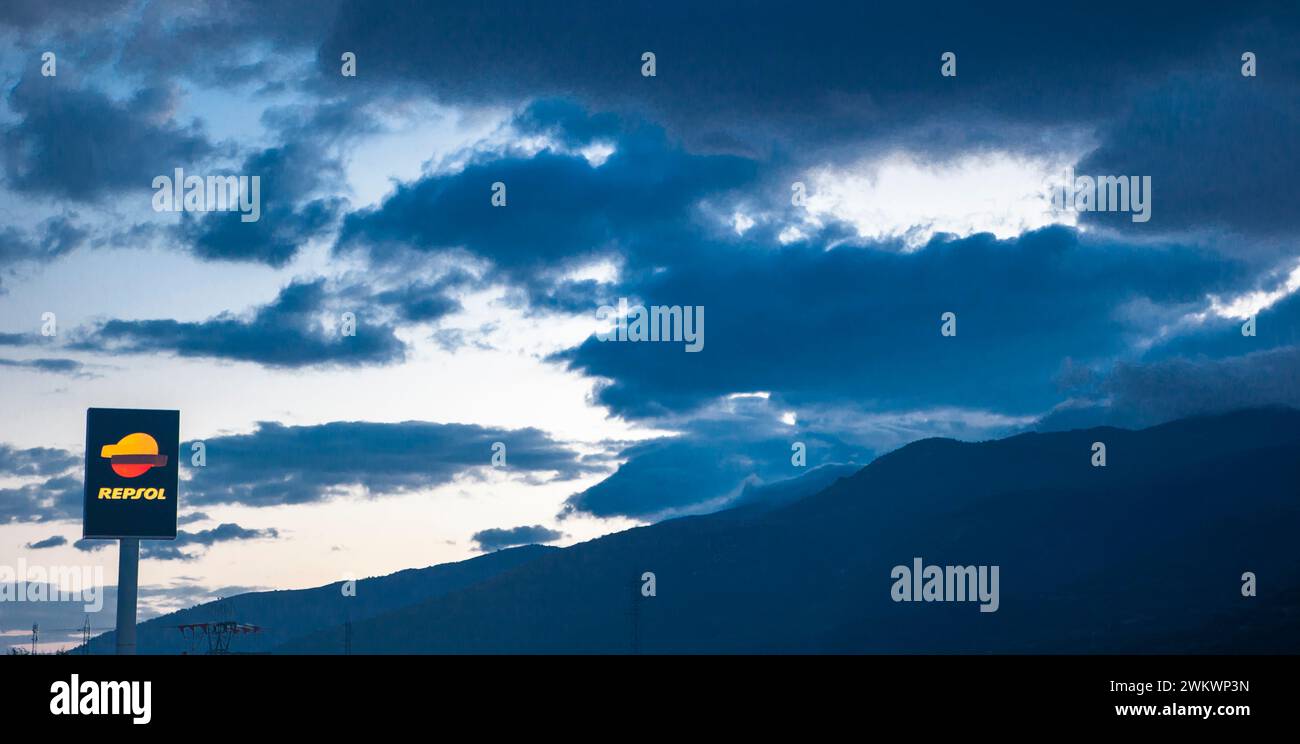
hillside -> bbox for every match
[281,407,1300,653]
[84,544,559,653]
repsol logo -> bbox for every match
[97,487,167,500]
[50,675,151,724]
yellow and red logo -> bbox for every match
[100,432,169,478]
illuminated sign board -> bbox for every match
[83,408,179,539]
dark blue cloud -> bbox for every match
[114,1,343,87]
[0,474,80,524]
[184,420,593,507]
[561,402,866,519]
[0,216,85,265]
[1148,283,1300,363]
[178,523,279,547]
[470,524,563,552]
[0,443,77,477]
[317,1,1297,155]
[2,76,213,202]
[512,99,625,150]
[1106,346,1300,426]
[327,97,1289,435]
[20,0,1286,157]
[1037,284,1300,429]
[24,535,67,549]
[0,444,80,525]
[180,143,348,266]
[563,438,761,520]
[0,0,129,29]
[72,278,406,368]
[0,216,89,291]
[1036,261,1300,432]
[336,104,757,285]
[555,226,1244,419]
[0,357,88,374]
[1038,345,1300,432]
[0,418,590,517]
[371,269,476,323]
[138,544,190,561]
[1078,64,1300,237]
[140,523,280,561]
[337,97,1281,431]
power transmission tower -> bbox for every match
[176,622,262,654]
[50,617,104,654]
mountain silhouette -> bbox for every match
[277,407,1300,653]
[84,544,558,654]
[86,407,1300,653]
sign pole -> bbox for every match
[116,538,139,655]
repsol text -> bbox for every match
[96,487,167,500]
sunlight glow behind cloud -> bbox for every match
[800,151,1079,248]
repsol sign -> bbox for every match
[82,408,179,539]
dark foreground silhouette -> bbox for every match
[87,408,1300,653]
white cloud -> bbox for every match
[796,150,1078,248]
[1208,261,1300,320]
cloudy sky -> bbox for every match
[1,1,1298,646]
